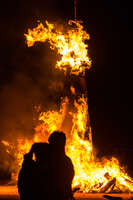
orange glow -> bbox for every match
[0,186,18,196]
[25,20,91,75]
[2,95,133,192]
[2,20,133,193]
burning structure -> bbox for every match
[2,19,133,193]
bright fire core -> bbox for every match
[25,20,91,75]
[2,20,133,193]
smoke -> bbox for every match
[0,143,12,184]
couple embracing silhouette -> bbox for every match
[18,131,75,200]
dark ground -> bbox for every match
[0,193,133,200]
[0,186,133,200]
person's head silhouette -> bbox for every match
[48,131,66,154]
[31,142,49,165]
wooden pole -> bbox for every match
[74,0,77,21]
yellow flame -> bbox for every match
[2,96,133,192]
[25,20,91,75]
[2,20,133,193]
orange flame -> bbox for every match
[25,20,91,75]
[2,20,133,193]
[2,95,133,192]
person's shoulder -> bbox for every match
[65,155,72,161]
[64,155,73,166]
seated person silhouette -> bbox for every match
[18,142,50,200]
[48,131,75,200]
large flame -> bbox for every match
[2,95,133,192]
[2,20,133,193]
[25,20,91,75]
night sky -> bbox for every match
[0,0,131,181]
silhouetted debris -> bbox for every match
[104,194,122,200]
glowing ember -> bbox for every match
[25,20,91,75]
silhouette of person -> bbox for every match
[18,132,75,200]
[18,142,50,200]
[18,143,37,200]
[48,131,75,200]
[34,142,50,199]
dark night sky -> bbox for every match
[0,0,132,180]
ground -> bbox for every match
[0,186,133,200]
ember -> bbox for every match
[2,20,133,193]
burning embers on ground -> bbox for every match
[2,20,133,193]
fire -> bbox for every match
[36,97,68,135]
[2,20,133,193]
[2,95,133,192]
[25,20,91,75]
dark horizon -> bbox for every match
[0,0,131,183]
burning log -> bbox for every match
[99,177,116,193]
[124,177,133,185]
[99,173,116,193]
